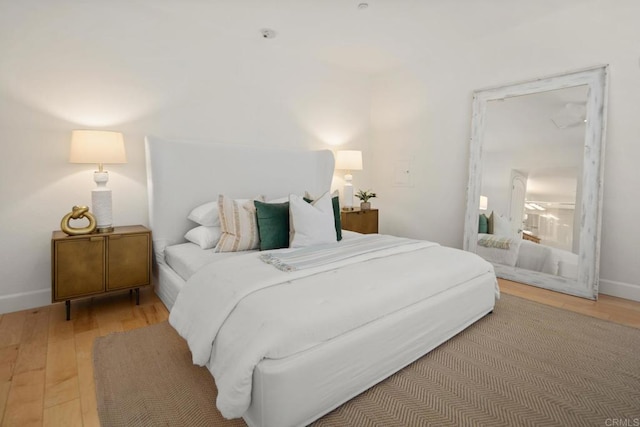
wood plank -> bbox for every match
[71,300,99,335]
[2,369,45,427]
[122,306,151,331]
[154,301,170,322]
[499,279,639,328]
[499,280,565,308]
[13,307,49,375]
[43,398,82,427]
[0,311,26,348]
[0,346,19,382]
[48,305,74,344]
[44,338,78,409]
[0,381,11,425]
[74,329,100,427]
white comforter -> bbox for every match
[169,235,496,419]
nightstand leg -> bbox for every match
[65,300,71,321]
[135,288,140,305]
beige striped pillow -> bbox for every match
[215,195,264,252]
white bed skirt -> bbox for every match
[154,262,183,311]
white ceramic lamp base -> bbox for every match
[92,171,114,233]
[343,173,354,210]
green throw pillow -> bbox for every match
[303,194,342,241]
[479,213,488,234]
[254,201,290,250]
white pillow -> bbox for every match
[184,226,222,250]
[187,201,219,227]
[493,213,514,237]
[215,195,264,252]
[289,192,337,248]
[267,196,290,203]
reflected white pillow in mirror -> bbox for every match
[493,214,514,238]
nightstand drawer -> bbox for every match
[53,237,105,300]
[107,233,151,290]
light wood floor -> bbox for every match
[0,281,638,426]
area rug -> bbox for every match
[94,294,640,426]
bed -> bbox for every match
[476,233,578,279]
[145,136,499,427]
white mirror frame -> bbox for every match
[463,65,608,300]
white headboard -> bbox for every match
[145,136,335,253]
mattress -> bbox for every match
[157,230,363,310]
[165,243,244,281]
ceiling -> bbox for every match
[0,0,592,75]
[145,0,592,73]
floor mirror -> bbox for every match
[463,65,608,299]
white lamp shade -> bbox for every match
[70,130,127,164]
[335,150,363,171]
[479,195,488,211]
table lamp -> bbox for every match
[335,150,363,210]
[69,130,127,233]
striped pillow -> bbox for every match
[215,195,264,252]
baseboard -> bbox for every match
[0,288,51,315]
[599,279,640,302]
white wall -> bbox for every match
[0,3,374,313]
[370,1,640,300]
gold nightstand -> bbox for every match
[51,225,152,320]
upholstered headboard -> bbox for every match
[144,136,335,254]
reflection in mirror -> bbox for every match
[478,86,588,281]
[463,66,608,300]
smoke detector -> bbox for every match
[260,28,277,39]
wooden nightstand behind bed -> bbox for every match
[341,208,378,234]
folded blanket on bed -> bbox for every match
[260,235,421,271]
[478,235,513,250]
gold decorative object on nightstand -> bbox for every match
[51,225,152,320]
[60,205,97,235]
[341,208,378,234]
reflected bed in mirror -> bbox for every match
[464,66,608,300]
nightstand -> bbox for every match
[522,232,541,244]
[51,225,152,320]
[341,208,378,234]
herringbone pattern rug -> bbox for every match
[94,294,640,426]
